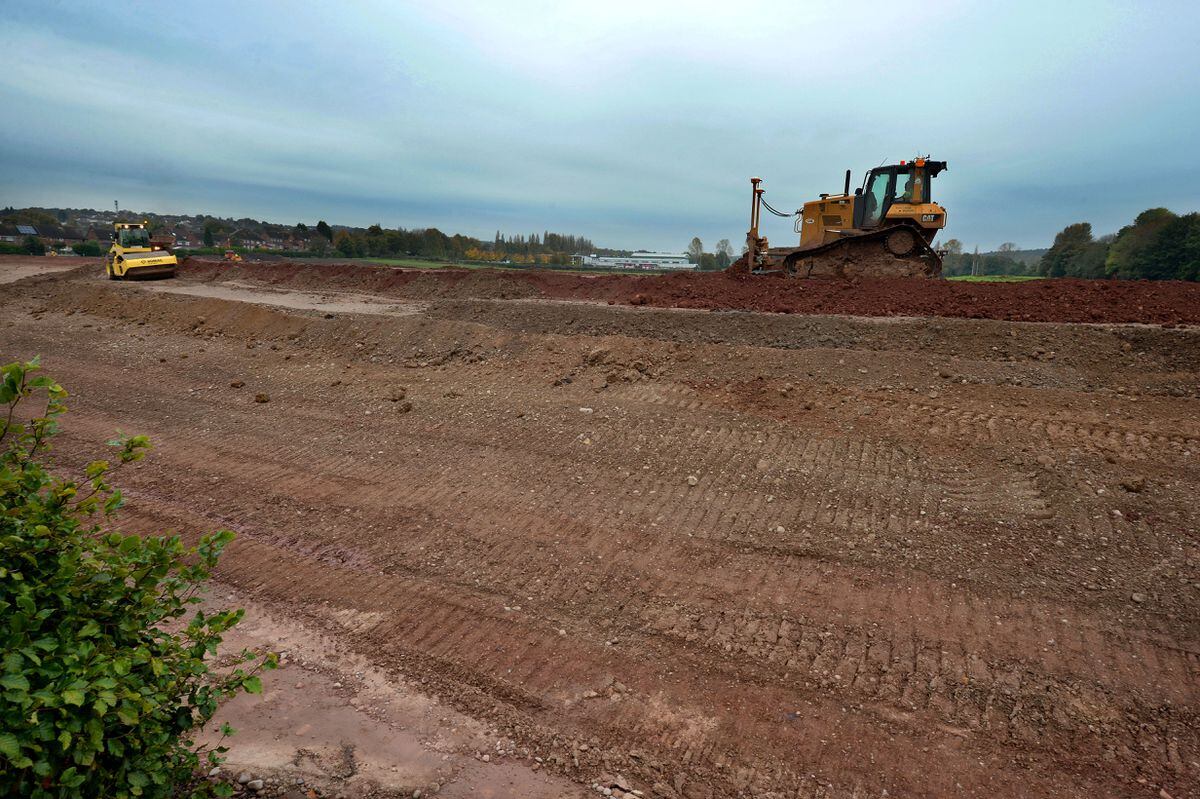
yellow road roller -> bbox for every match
[105,221,177,279]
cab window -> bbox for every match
[118,228,150,247]
[862,172,891,227]
[894,169,916,202]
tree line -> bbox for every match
[315,225,611,263]
[940,241,1039,277]
[1,206,614,264]
[1038,208,1199,280]
[941,207,1198,280]
[320,224,479,260]
[686,237,735,270]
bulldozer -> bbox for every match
[741,157,948,278]
[105,221,177,279]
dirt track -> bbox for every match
[3,257,1199,798]
[180,258,1200,325]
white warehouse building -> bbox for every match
[574,251,695,270]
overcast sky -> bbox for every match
[2,1,1198,252]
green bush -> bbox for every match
[71,242,103,257]
[0,358,276,798]
[23,236,46,256]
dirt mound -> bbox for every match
[0,255,99,285]
[183,258,539,300]
[179,258,1200,325]
[611,270,1200,325]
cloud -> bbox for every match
[1,1,1198,250]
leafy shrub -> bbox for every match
[71,242,103,257]
[0,358,275,798]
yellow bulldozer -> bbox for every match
[742,157,948,278]
[104,221,177,279]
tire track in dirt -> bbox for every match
[891,400,1200,457]
[47,361,1199,695]
[8,281,1199,798]
[105,491,1136,799]
[51,396,1200,789]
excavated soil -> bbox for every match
[2,257,1199,799]
[177,257,1200,325]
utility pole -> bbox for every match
[971,245,980,276]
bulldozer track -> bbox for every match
[775,225,943,280]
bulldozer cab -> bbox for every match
[855,160,946,230]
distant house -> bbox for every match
[37,226,83,244]
[172,227,198,248]
[222,228,248,249]
[224,236,264,250]
[222,228,266,249]
[0,224,81,244]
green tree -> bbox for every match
[0,358,276,798]
[23,236,46,256]
[714,239,733,269]
[686,237,704,265]
[1072,240,1111,279]
[699,253,718,270]
[316,220,333,241]
[364,225,387,257]
[1105,208,1177,279]
[202,225,215,247]
[384,230,403,255]
[1167,212,1200,281]
[333,229,366,257]
[2,210,57,227]
[1039,223,1093,277]
[72,242,102,257]
[420,228,448,259]
[1132,212,1200,280]
[941,238,964,256]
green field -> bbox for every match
[947,274,1044,283]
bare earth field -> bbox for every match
[2,256,1198,799]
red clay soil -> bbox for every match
[180,258,1200,325]
[6,258,1200,798]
